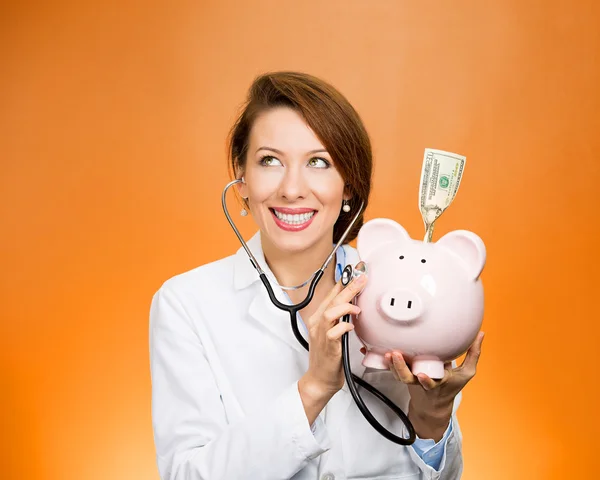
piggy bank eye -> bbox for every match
[399,255,405,260]
[421,259,427,263]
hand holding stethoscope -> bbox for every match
[301,273,366,397]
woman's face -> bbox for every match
[239,107,348,254]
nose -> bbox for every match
[379,289,423,322]
[278,165,309,200]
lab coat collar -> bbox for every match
[233,231,266,291]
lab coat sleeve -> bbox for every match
[149,286,332,480]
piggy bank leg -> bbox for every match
[411,356,445,380]
[362,351,390,369]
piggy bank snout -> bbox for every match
[379,288,423,322]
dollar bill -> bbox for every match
[418,148,466,242]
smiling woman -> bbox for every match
[229,71,373,246]
[149,72,465,480]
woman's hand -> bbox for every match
[303,274,366,398]
[361,331,485,441]
[393,332,484,441]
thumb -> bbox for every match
[460,331,484,378]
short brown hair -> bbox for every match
[228,71,372,243]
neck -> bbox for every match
[261,233,338,291]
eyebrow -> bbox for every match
[255,146,329,155]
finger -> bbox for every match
[330,274,367,307]
[388,361,402,382]
[416,371,450,390]
[459,331,485,378]
[314,280,345,317]
[384,353,401,381]
[416,373,439,391]
[323,303,361,325]
[386,351,417,384]
[325,321,355,341]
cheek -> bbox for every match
[245,170,281,202]
[311,174,345,204]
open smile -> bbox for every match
[270,207,317,232]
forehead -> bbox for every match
[249,107,325,152]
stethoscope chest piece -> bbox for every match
[341,265,353,286]
[341,261,368,288]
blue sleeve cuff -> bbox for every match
[410,418,453,470]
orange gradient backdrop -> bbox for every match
[1,1,599,479]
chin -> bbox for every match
[268,231,319,254]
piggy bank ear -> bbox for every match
[357,219,411,260]
[437,230,486,280]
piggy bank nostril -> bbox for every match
[407,300,412,309]
[390,298,395,306]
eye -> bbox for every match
[259,155,282,167]
[399,255,405,260]
[307,157,330,168]
[421,259,427,263]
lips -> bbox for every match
[270,208,317,232]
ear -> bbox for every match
[357,219,411,260]
[343,183,352,201]
[233,161,247,198]
[436,230,486,280]
[236,176,248,199]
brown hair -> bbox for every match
[228,71,373,243]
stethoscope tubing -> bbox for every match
[223,178,416,445]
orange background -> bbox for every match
[2,1,599,479]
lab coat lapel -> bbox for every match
[234,232,307,355]
[247,287,308,354]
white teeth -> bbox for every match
[273,210,315,225]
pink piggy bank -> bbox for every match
[353,218,486,379]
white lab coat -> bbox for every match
[150,232,463,480]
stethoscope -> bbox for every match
[222,178,416,445]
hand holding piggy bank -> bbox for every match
[353,219,486,380]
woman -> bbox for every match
[150,71,484,480]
